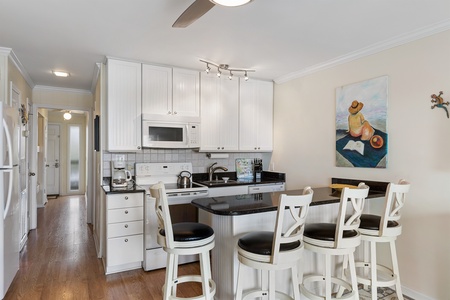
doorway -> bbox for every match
[46,124,60,197]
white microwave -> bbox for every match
[142,121,200,149]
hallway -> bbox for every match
[4,195,202,299]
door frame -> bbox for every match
[46,123,61,196]
[29,103,94,229]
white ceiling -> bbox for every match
[1,0,450,92]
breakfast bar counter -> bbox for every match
[191,181,387,299]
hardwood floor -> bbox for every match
[4,195,203,300]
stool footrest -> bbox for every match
[242,289,294,300]
[164,275,216,300]
[354,262,398,287]
[301,275,356,300]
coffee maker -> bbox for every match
[111,161,132,188]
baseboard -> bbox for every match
[403,285,436,300]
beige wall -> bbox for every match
[33,87,93,110]
[8,57,32,106]
[272,29,450,299]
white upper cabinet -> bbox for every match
[106,59,142,151]
[142,65,200,122]
[142,64,172,117]
[200,73,239,151]
[239,79,274,152]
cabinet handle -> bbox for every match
[125,224,128,228]
[254,147,257,150]
[137,146,141,149]
[125,210,128,214]
[168,111,171,115]
[125,196,128,200]
[124,239,128,242]
[221,147,224,150]
[217,147,220,150]
[173,111,177,115]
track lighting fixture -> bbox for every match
[200,59,254,81]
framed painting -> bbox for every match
[336,76,388,168]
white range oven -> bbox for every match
[135,162,208,271]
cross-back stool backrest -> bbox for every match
[150,182,175,248]
[335,183,369,248]
[380,179,410,236]
[271,187,314,264]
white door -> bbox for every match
[19,100,30,251]
[46,124,60,196]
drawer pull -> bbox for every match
[124,224,128,228]
[125,210,128,214]
[124,239,128,242]
[125,196,128,200]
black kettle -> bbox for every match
[177,170,192,188]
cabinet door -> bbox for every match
[142,64,172,116]
[239,79,273,151]
[172,68,200,118]
[107,234,143,266]
[106,59,142,151]
[218,77,239,151]
[200,73,221,150]
[200,73,239,151]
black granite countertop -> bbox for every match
[101,178,145,194]
[191,186,386,216]
[192,171,285,188]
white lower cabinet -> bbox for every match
[104,192,144,274]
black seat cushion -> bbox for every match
[159,222,214,242]
[238,231,300,255]
[304,223,358,241]
[359,214,399,230]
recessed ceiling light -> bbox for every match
[210,0,252,7]
[52,71,70,77]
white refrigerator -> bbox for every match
[0,102,20,299]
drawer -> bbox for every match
[107,193,143,209]
[107,207,143,223]
[108,220,143,238]
[107,234,143,266]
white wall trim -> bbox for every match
[274,19,450,84]
[90,63,102,94]
[34,84,92,95]
[0,47,35,89]
[402,285,436,300]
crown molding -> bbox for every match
[274,19,450,84]
[0,47,35,89]
[90,62,102,94]
[34,84,92,95]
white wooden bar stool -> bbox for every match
[352,179,410,300]
[150,182,216,300]
[300,183,369,300]
[235,187,314,300]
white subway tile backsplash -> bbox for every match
[103,150,272,175]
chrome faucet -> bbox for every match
[208,162,228,181]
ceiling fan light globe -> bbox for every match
[63,112,72,120]
[210,0,252,7]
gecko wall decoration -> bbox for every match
[431,91,449,118]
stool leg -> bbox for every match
[390,241,404,300]
[291,264,301,300]
[172,254,179,297]
[363,240,369,290]
[325,254,332,300]
[236,262,244,300]
[370,241,377,300]
[268,270,275,299]
[336,254,349,298]
[164,253,176,300]
[348,251,359,300]
[199,251,211,299]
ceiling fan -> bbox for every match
[173,0,253,28]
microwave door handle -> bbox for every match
[186,124,189,145]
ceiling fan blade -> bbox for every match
[172,0,215,28]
